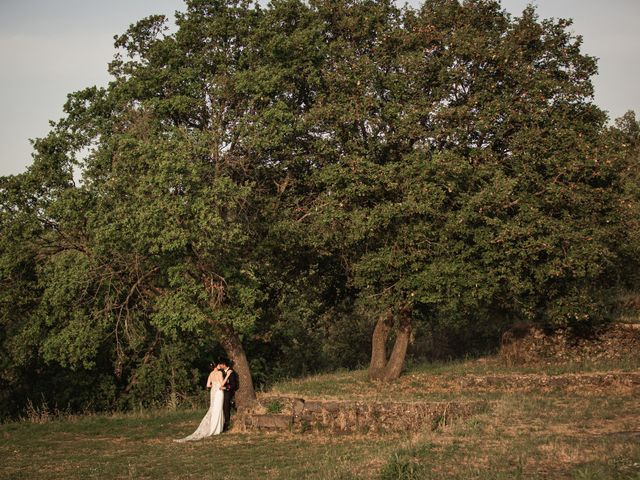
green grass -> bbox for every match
[409,355,640,376]
[398,392,640,479]
[2,355,639,479]
[0,408,408,479]
[270,355,640,404]
[373,390,640,479]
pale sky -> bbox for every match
[1,0,638,177]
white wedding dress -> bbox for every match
[174,380,225,442]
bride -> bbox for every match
[174,363,230,442]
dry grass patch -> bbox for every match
[2,355,639,479]
[376,390,640,479]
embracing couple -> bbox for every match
[174,360,239,442]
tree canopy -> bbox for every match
[1,0,638,418]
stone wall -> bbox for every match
[235,397,488,434]
[500,322,640,366]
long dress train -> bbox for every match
[174,381,225,442]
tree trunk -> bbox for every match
[369,313,394,381]
[382,314,412,382]
[368,310,413,383]
[218,323,256,410]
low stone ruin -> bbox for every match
[235,397,488,434]
[500,322,640,366]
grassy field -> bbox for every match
[2,357,639,479]
[270,355,640,402]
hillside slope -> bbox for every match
[1,352,639,479]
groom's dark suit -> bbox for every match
[222,367,238,431]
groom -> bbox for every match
[218,359,238,432]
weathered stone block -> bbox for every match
[250,414,292,431]
[291,398,306,415]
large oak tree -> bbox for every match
[1,0,637,419]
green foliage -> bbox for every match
[297,0,632,337]
[265,399,284,414]
[1,0,638,419]
[380,445,433,480]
